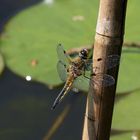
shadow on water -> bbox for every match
[0,67,87,140]
[115,88,140,104]
[0,0,87,139]
[111,129,132,136]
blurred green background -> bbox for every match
[0,0,140,140]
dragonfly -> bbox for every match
[51,44,120,109]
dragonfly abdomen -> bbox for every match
[64,74,74,90]
[51,74,74,110]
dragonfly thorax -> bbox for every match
[69,60,85,78]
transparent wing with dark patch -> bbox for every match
[57,44,71,68]
[106,55,120,69]
[85,55,120,71]
[92,74,115,87]
[71,73,115,92]
[85,59,93,71]
[57,60,67,82]
[72,75,90,92]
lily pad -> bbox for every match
[110,132,133,140]
[0,0,140,91]
[112,89,140,130]
[117,47,140,92]
[0,0,98,87]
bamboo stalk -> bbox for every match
[82,0,127,140]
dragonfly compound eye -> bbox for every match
[79,49,88,59]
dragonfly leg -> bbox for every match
[84,75,90,80]
[83,70,90,80]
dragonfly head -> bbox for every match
[79,49,88,59]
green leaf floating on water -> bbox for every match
[117,47,140,92]
[0,0,98,87]
[110,132,133,140]
[111,47,140,140]
[0,0,140,92]
[112,89,140,133]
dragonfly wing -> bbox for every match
[85,59,93,71]
[106,55,120,69]
[57,60,67,82]
[73,75,90,91]
[91,55,120,70]
[57,44,71,67]
[92,74,115,87]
